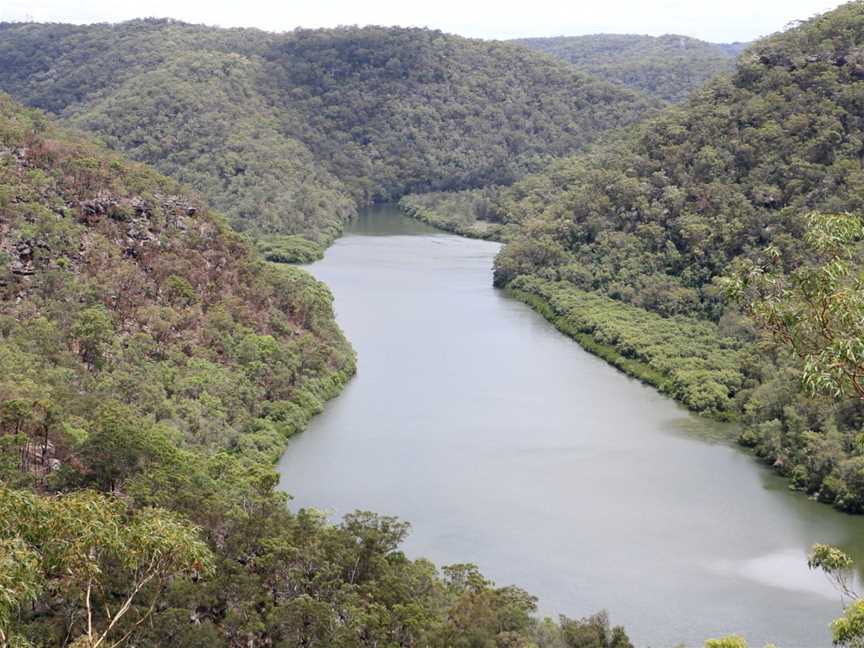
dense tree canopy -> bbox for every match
[807,544,864,647]
[492,1,864,317]
[0,19,658,261]
[0,486,213,648]
[0,92,354,467]
[399,188,513,241]
[511,34,744,103]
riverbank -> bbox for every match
[504,275,747,420]
[285,201,864,518]
[506,286,672,391]
[250,356,357,466]
[399,192,510,241]
[396,197,745,423]
[260,194,502,265]
[256,220,348,264]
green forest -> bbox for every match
[511,34,745,103]
[0,20,657,262]
[3,1,864,647]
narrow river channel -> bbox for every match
[277,204,864,648]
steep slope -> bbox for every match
[0,91,354,467]
[0,20,659,259]
[511,33,744,102]
[491,2,864,510]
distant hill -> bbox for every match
[511,33,745,102]
[0,21,658,258]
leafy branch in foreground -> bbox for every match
[724,212,864,400]
[0,538,41,648]
[703,636,777,648]
[704,543,864,648]
[0,487,213,648]
[808,544,864,647]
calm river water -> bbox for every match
[277,204,864,648]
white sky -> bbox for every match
[0,0,849,43]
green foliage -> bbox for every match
[0,537,41,647]
[704,637,749,648]
[258,234,326,264]
[727,212,864,400]
[508,276,746,417]
[0,486,213,648]
[810,543,856,573]
[832,600,864,647]
[164,274,199,307]
[723,212,864,512]
[0,91,355,463]
[702,635,779,648]
[495,3,864,319]
[400,188,512,240]
[512,34,744,103]
[807,544,863,647]
[558,612,633,647]
[76,403,177,492]
[71,305,114,369]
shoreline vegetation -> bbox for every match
[399,192,864,513]
[504,287,675,399]
[395,199,714,405]
[398,193,508,241]
[401,199,864,515]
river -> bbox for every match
[277,204,864,648]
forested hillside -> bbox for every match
[511,34,744,102]
[483,2,864,511]
[0,94,635,647]
[0,20,658,260]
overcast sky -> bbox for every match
[0,0,848,42]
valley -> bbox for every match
[2,3,864,647]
